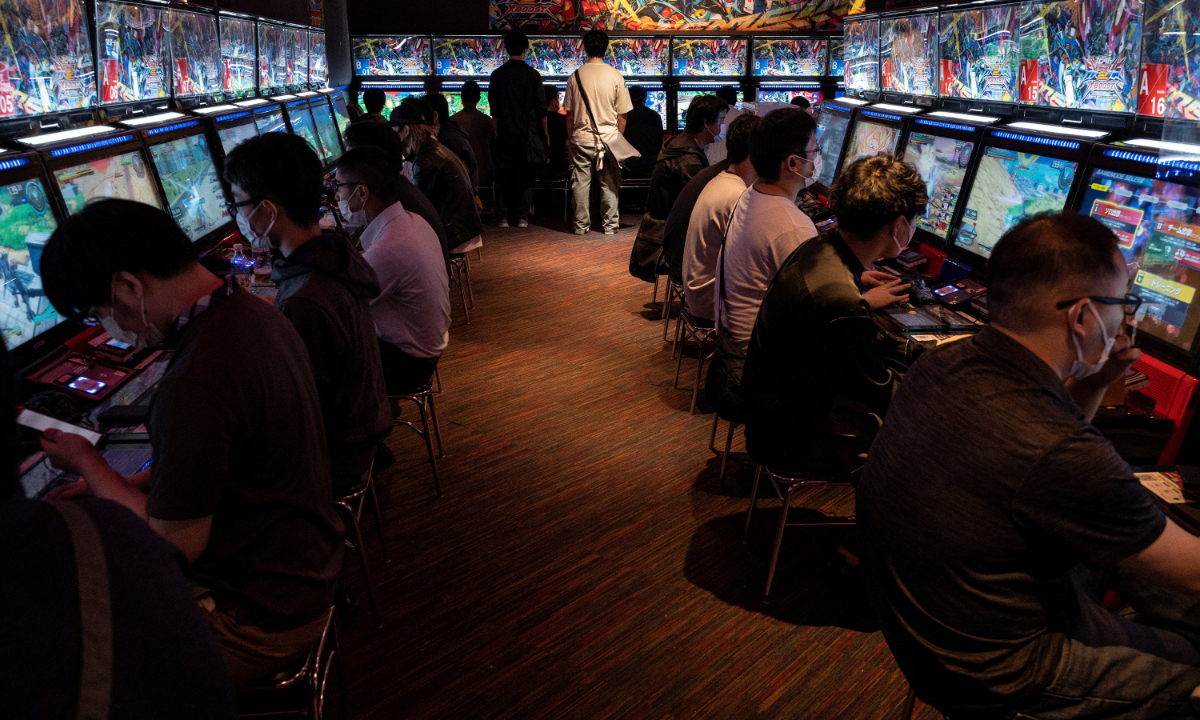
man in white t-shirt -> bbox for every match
[563,29,633,235]
[336,147,451,393]
[704,85,742,165]
[715,108,821,351]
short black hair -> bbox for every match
[343,120,406,172]
[402,96,435,126]
[41,199,197,321]
[543,83,560,105]
[790,95,811,109]
[223,133,323,227]
[505,31,529,56]
[338,147,400,204]
[628,85,647,106]
[989,213,1126,332]
[831,154,927,239]
[684,94,728,135]
[715,85,738,106]
[462,80,481,106]
[749,107,815,182]
[583,29,609,58]
[725,113,759,164]
[362,88,385,114]
[424,93,451,124]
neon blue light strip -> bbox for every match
[0,157,29,171]
[991,130,1080,150]
[1102,149,1157,165]
[50,134,135,157]
[287,100,308,108]
[216,111,251,123]
[914,118,976,134]
[1160,159,1200,173]
[860,109,903,122]
[146,120,200,136]
[361,84,423,90]
[254,106,279,114]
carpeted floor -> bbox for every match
[342,211,939,719]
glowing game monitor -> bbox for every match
[254,107,287,134]
[528,37,585,76]
[757,88,824,106]
[444,90,491,118]
[353,36,431,76]
[168,9,220,98]
[434,37,506,77]
[814,106,851,188]
[329,94,352,137]
[310,31,327,87]
[53,149,163,216]
[96,0,170,104]
[631,86,667,127]
[1017,0,1140,112]
[259,22,308,89]
[672,38,747,77]
[219,16,256,97]
[829,37,845,77]
[752,38,827,77]
[956,146,1077,260]
[0,159,65,353]
[938,5,1018,102]
[881,13,937,97]
[311,101,343,163]
[217,118,258,156]
[286,103,323,158]
[0,0,96,118]
[902,130,975,239]
[844,17,880,92]
[606,38,669,77]
[1139,0,1200,118]
[842,118,901,168]
[147,133,229,242]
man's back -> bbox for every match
[413,138,484,250]
[663,160,727,285]
[147,289,344,632]
[858,327,1166,711]
[563,62,632,146]
[676,164,735,318]
[623,105,663,175]
[452,107,495,186]
[397,173,451,260]
[645,131,708,223]
[489,59,545,150]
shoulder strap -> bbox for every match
[571,69,603,147]
[48,501,112,720]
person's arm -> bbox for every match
[617,112,628,135]
[862,278,911,310]
[565,110,575,136]
[826,310,897,416]
[1120,518,1200,596]
[1065,333,1140,423]
[277,297,345,411]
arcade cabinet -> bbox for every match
[609,37,669,129]
[751,37,829,108]
[671,37,746,132]
[95,0,172,121]
[350,35,432,116]
[219,13,259,101]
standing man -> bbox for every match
[563,29,633,235]
[621,85,663,179]
[452,80,496,196]
[488,31,548,229]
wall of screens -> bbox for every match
[0,0,95,118]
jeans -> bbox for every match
[569,143,620,233]
[378,339,439,395]
[494,156,535,223]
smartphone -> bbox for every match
[16,409,103,446]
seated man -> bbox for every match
[425,92,479,194]
[629,94,727,283]
[451,80,495,192]
[336,147,451,393]
[678,113,760,324]
[859,212,1200,718]
[621,85,663,179]
[704,85,742,165]
[357,88,386,122]
[37,199,344,686]
[741,155,922,474]
[225,133,391,495]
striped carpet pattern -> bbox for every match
[344,213,940,719]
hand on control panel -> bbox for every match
[863,278,911,310]
[40,427,105,481]
[861,270,896,289]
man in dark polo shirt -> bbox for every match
[37,199,344,687]
[488,31,547,228]
[859,213,1200,719]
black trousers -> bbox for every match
[378,340,439,395]
[494,155,536,222]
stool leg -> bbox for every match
[651,275,659,305]
[427,392,443,459]
[718,421,737,491]
[456,264,471,324]
[674,323,688,389]
[417,400,442,498]
[690,333,709,415]
[900,687,917,720]
[334,616,348,719]
[463,256,474,309]
[367,474,389,563]
[662,284,674,340]
[745,463,763,540]
[672,309,686,359]
[340,503,382,628]
[709,413,720,453]
[765,483,795,599]
[434,366,442,393]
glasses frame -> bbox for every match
[1055,294,1143,317]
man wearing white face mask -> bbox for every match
[335,147,451,393]
[860,212,1200,719]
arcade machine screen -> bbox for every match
[0,0,96,117]
[168,9,221,97]
[1077,169,1200,352]
[939,5,1019,101]
[843,119,901,167]
[148,134,228,241]
[1017,0,1141,112]
[434,37,505,77]
[752,38,827,77]
[815,110,851,187]
[353,36,432,76]
[219,16,256,97]
[845,17,880,92]
[0,176,63,348]
[528,37,585,76]
[96,0,169,104]
[881,13,938,97]
[606,38,669,77]
[956,146,1077,258]
[288,105,322,156]
[311,102,342,163]
[830,37,845,77]
[757,89,824,105]
[53,150,162,215]
[330,94,352,136]
[445,91,491,117]
[672,38,747,77]
[288,26,309,86]
[902,131,975,238]
[254,107,287,134]
[361,89,424,119]
[310,31,327,87]
[217,119,258,155]
[259,22,306,88]
[1140,0,1200,118]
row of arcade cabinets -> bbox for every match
[0,89,354,408]
[349,35,847,134]
[811,96,1200,464]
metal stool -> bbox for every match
[744,463,854,598]
[673,306,716,414]
[661,278,684,342]
[448,253,473,324]
[333,463,387,629]
[391,381,443,498]
[236,606,344,719]
[710,413,741,491]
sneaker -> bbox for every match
[517,219,528,228]
[603,228,619,235]
[496,219,509,228]
[573,228,588,235]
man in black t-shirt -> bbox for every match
[38,200,343,687]
[489,31,547,228]
[860,213,1200,719]
[621,85,662,178]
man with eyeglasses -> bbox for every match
[859,212,1200,719]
